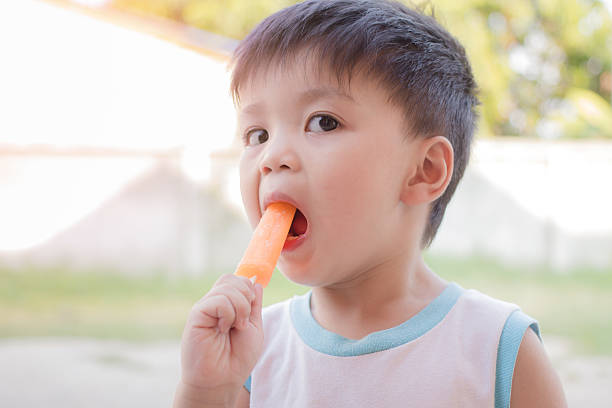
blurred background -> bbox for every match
[0,0,611,406]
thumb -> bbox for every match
[249,283,263,328]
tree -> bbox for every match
[110,0,612,139]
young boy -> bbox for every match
[174,1,566,407]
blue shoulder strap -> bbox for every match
[494,310,541,408]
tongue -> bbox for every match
[291,210,308,235]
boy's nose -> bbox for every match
[259,136,300,175]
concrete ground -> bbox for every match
[0,337,609,407]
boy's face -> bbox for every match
[237,60,422,287]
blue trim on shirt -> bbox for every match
[244,375,251,393]
[494,310,541,408]
[290,282,463,357]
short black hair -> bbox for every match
[230,0,480,248]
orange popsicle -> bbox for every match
[235,202,296,287]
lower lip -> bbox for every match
[282,230,308,251]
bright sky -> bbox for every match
[0,0,236,152]
[0,0,242,251]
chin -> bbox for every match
[277,266,317,288]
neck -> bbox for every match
[310,252,447,340]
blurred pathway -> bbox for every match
[0,338,180,408]
[0,337,609,407]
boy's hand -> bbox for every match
[175,274,263,407]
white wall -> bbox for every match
[0,157,251,276]
[430,139,612,271]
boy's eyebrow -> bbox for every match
[298,87,356,105]
[239,87,356,116]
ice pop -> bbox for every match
[234,202,296,287]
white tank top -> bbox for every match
[246,282,540,408]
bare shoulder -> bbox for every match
[510,328,567,407]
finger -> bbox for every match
[202,286,252,332]
[218,273,254,293]
[191,294,236,333]
[249,283,263,328]
[221,287,253,331]
[200,274,255,306]
[227,275,256,303]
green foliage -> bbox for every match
[109,0,612,139]
[430,0,612,138]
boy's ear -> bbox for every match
[400,136,454,206]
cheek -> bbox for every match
[316,153,359,200]
[315,150,380,227]
[322,139,386,193]
[318,143,398,229]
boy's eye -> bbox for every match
[306,115,339,132]
[245,129,269,146]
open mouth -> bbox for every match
[286,208,308,240]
